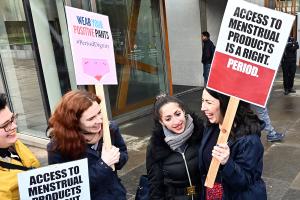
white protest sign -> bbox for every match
[18,159,90,200]
[65,6,117,85]
[204,0,295,188]
[65,6,115,169]
[207,0,295,107]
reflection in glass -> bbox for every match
[96,0,167,116]
[0,0,47,136]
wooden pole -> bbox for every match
[95,85,114,170]
[204,96,240,188]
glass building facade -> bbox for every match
[0,0,170,140]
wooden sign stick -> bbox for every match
[205,96,240,188]
[95,85,115,171]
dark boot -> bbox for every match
[289,88,296,93]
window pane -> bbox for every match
[0,0,47,136]
[96,0,167,116]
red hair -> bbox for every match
[49,90,101,160]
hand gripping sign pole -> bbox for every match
[204,0,295,188]
[95,85,115,171]
[204,96,239,188]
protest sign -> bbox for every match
[65,6,117,85]
[205,0,295,188]
[65,6,116,169]
[207,0,295,107]
[18,159,90,200]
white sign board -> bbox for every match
[65,6,117,85]
[18,159,90,200]
[207,0,295,107]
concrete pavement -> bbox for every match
[27,67,300,200]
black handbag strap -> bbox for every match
[0,160,31,171]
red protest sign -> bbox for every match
[204,0,295,189]
[207,0,295,107]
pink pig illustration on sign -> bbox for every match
[82,58,110,81]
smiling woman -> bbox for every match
[0,93,40,200]
[47,90,128,200]
[199,88,267,200]
[79,101,103,144]
[146,94,204,200]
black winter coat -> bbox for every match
[47,121,128,200]
[146,113,204,200]
[282,39,299,63]
[199,124,267,200]
[202,39,215,64]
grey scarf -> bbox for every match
[163,114,194,151]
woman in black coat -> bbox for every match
[146,94,204,200]
[199,88,267,200]
[47,90,128,200]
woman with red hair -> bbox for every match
[47,90,128,200]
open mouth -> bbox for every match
[205,112,213,119]
[91,125,102,132]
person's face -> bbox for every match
[201,89,223,124]
[202,35,207,41]
[79,101,103,144]
[159,102,186,134]
[0,106,18,148]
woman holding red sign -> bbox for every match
[199,88,267,200]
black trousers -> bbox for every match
[282,62,296,90]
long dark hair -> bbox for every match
[203,88,262,139]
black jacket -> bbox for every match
[202,39,215,64]
[199,124,267,200]
[47,121,128,200]
[146,113,204,200]
[282,38,299,63]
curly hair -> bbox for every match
[203,88,262,140]
[49,90,101,160]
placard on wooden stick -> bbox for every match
[205,0,295,188]
[205,96,240,188]
[65,7,118,170]
[207,0,295,107]
[95,85,114,170]
[95,85,112,149]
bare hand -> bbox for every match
[212,143,230,165]
[101,145,120,167]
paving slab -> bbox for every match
[281,189,300,200]
[263,177,290,200]
[263,145,300,183]
[121,163,146,200]
[290,171,300,190]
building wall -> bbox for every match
[165,0,203,86]
[206,0,227,45]
[206,0,265,45]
